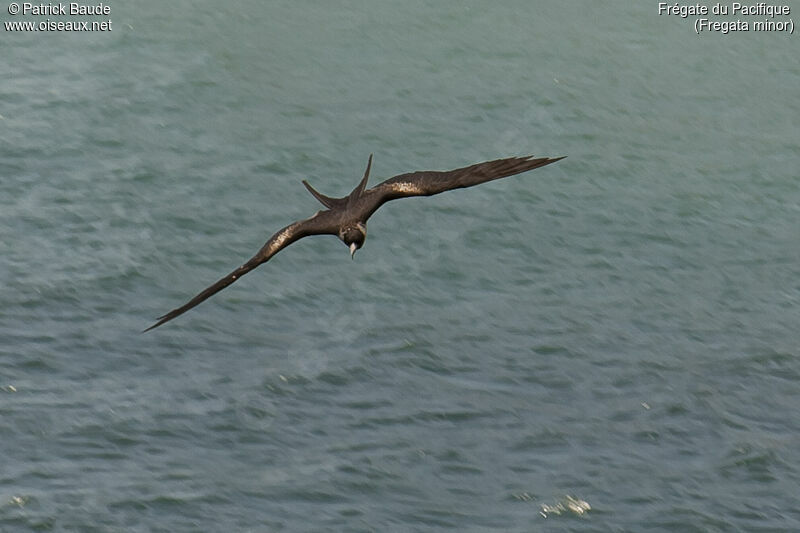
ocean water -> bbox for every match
[2,1,799,531]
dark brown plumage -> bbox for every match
[144,154,564,331]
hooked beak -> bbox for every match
[349,242,358,259]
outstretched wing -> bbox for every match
[144,212,335,332]
[368,155,564,209]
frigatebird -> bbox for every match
[144,154,564,331]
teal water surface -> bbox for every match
[2,2,799,531]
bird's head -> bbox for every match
[339,222,367,259]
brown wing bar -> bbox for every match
[144,214,334,332]
[371,155,564,203]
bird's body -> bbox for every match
[145,154,564,331]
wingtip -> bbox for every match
[527,154,567,166]
[526,154,566,162]
[142,311,171,333]
[142,320,162,333]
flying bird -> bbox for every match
[144,154,564,331]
